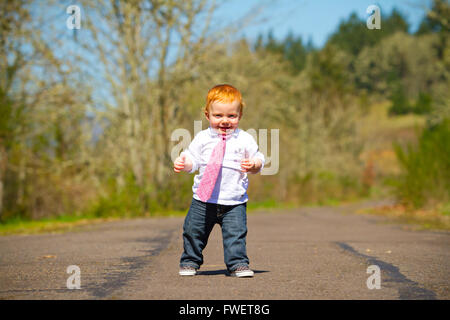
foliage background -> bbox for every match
[1,0,448,224]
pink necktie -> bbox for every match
[197,134,227,202]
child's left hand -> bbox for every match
[241,158,258,173]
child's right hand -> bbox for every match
[173,154,186,173]
[174,153,192,173]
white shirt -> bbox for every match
[181,127,265,205]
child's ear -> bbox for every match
[204,111,210,120]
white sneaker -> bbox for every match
[179,266,197,276]
[230,266,254,278]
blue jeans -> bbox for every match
[180,198,249,272]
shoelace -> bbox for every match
[181,266,196,270]
[235,266,250,271]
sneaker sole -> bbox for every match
[179,270,197,276]
[231,270,254,278]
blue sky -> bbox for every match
[216,0,432,47]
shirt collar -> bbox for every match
[208,126,240,139]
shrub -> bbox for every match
[392,118,450,208]
[413,92,433,115]
[388,85,412,115]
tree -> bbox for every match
[327,12,373,56]
[79,0,223,212]
[388,84,412,116]
[383,8,410,34]
[414,92,433,115]
[283,31,308,74]
[416,0,450,34]
[254,30,309,74]
[354,32,447,98]
[0,0,91,219]
[327,9,410,56]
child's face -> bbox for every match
[205,99,242,135]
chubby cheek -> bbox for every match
[209,118,221,127]
[227,117,240,125]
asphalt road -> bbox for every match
[0,200,449,300]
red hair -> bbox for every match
[204,84,245,114]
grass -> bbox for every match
[0,200,288,236]
[3,196,448,236]
[0,208,191,236]
[358,101,426,175]
[356,203,450,231]
[0,215,122,236]
[247,199,298,212]
[360,101,426,132]
[0,197,347,236]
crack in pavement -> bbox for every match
[85,229,175,299]
[335,242,437,300]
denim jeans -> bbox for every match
[180,198,249,272]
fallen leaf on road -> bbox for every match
[42,255,57,259]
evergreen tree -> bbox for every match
[416,0,450,34]
[388,85,412,116]
[383,8,410,33]
[327,9,410,56]
[254,30,310,74]
[414,92,433,115]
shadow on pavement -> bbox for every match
[197,269,270,276]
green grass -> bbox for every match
[247,199,296,212]
[358,203,450,231]
[0,201,263,236]
[0,198,322,236]
[4,195,446,236]
[0,214,120,236]
[0,207,192,236]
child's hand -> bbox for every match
[174,154,187,173]
[240,158,256,173]
[241,158,263,173]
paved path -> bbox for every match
[0,200,449,300]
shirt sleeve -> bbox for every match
[245,134,265,173]
[181,132,203,173]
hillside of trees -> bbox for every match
[1,0,448,223]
